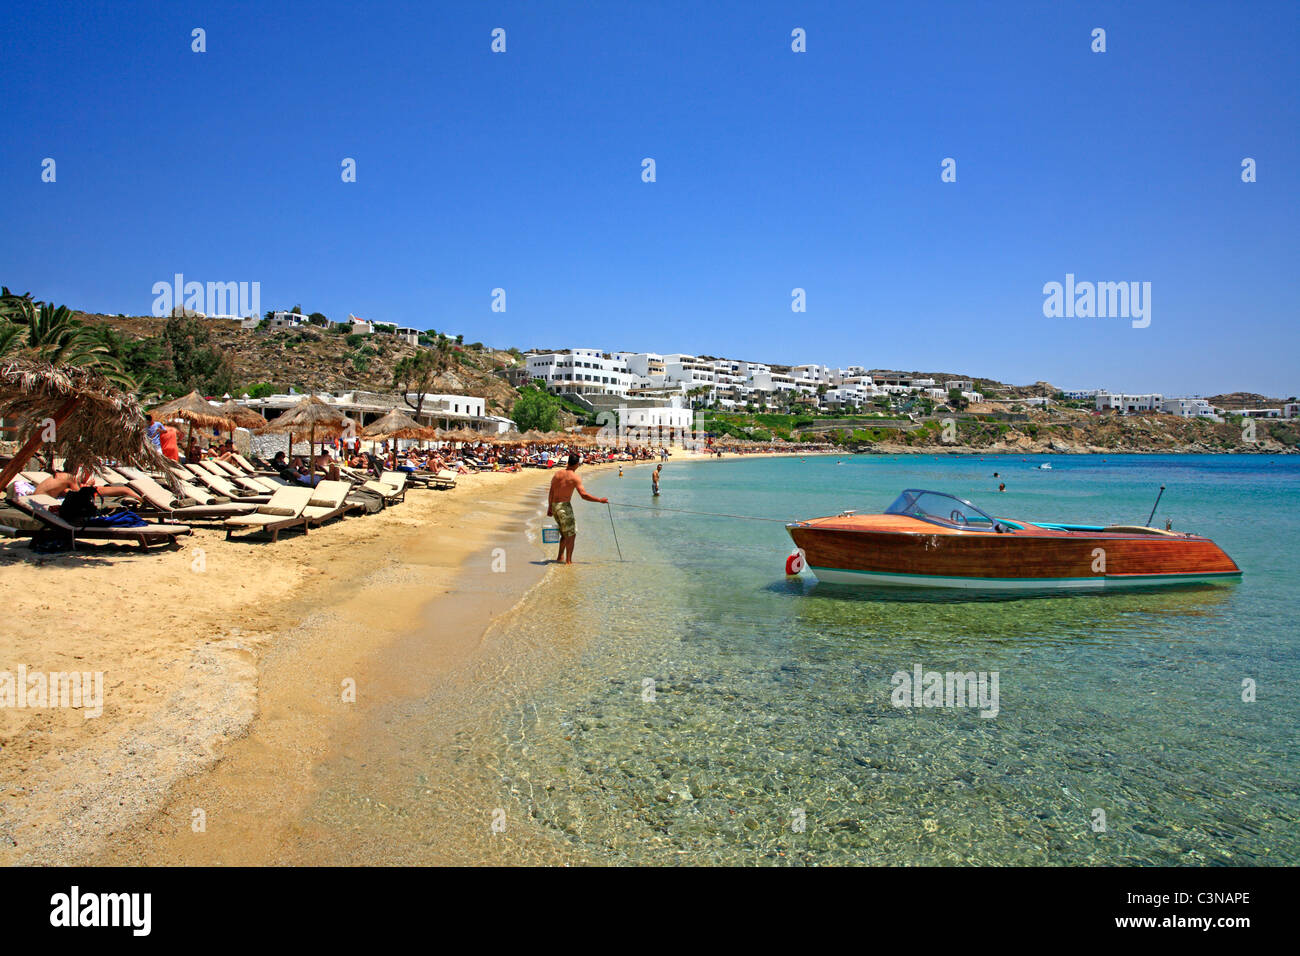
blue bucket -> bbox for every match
[541,527,561,544]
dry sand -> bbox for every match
[1,448,823,864]
[0,466,559,864]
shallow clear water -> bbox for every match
[489,454,1299,864]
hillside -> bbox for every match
[815,405,1299,454]
[73,313,525,417]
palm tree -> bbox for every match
[0,289,132,387]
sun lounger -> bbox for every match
[186,463,270,501]
[222,486,316,542]
[18,494,192,550]
[196,460,269,495]
[361,471,408,504]
[127,476,261,521]
[116,465,230,506]
[303,480,362,527]
[429,469,457,490]
[231,453,267,475]
[94,465,130,485]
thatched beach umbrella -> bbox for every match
[260,396,351,481]
[216,399,267,434]
[360,408,430,441]
[150,390,236,458]
[520,429,549,444]
[361,408,439,464]
[0,359,177,490]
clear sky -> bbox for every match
[2,1,1296,396]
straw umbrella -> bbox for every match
[149,390,236,460]
[361,408,429,441]
[0,359,177,490]
[216,399,267,438]
[361,408,438,465]
[260,396,351,482]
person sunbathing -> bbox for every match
[33,470,142,505]
[32,471,80,499]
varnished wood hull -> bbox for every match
[787,522,1241,591]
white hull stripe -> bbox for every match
[806,566,1242,590]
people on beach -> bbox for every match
[33,469,142,505]
[652,464,661,497]
[546,452,609,565]
[158,424,180,462]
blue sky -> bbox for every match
[2,1,1296,396]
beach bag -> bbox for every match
[58,487,99,525]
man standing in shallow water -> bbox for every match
[547,452,609,565]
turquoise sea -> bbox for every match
[489,454,1299,864]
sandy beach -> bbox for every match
[3,448,821,865]
[1,463,571,864]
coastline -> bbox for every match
[1,465,560,864]
[0,448,740,864]
[1,448,1288,864]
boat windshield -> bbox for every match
[884,489,1001,530]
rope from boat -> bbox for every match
[605,500,795,524]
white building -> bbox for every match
[615,352,666,379]
[1161,398,1221,421]
[791,364,833,385]
[1062,388,1104,401]
[269,311,305,329]
[416,393,485,418]
[622,405,694,432]
[1096,392,1163,413]
[527,349,646,397]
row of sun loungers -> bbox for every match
[3,453,450,551]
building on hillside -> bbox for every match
[269,311,305,329]
[526,348,645,397]
[1096,392,1163,413]
[1161,397,1222,421]
[615,352,666,378]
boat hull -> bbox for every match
[787,523,1241,591]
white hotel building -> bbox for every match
[527,349,645,397]
[1096,392,1163,413]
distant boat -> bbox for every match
[1038,462,1052,470]
[786,489,1241,591]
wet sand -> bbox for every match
[3,450,825,864]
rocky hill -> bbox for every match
[835,405,1299,454]
[73,313,525,417]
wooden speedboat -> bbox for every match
[786,489,1241,591]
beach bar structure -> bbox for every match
[241,390,514,437]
